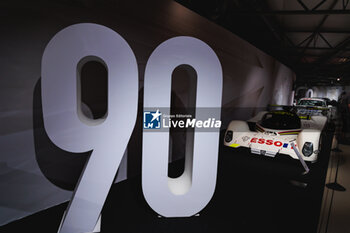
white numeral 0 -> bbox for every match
[143,37,222,217]
[41,23,222,232]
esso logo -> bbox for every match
[250,138,283,147]
[250,138,297,149]
[41,23,223,233]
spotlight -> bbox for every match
[337,77,341,81]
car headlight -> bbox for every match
[302,142,313,157]
[225,130,233,143]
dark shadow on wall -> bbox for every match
[221,86,265,129]
[126,86,188,180]
[33,79,90,191]
[126,87,143,179]
[168,65,196,178]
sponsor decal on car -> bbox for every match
[249,137,296,149]
[256,124,265,133]
[278,130,302,135]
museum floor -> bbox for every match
[1,128,350,233]
[318,141,350,233]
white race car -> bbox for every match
[223,110,327,170]
[296,97,333,120]
[297,97,328,108]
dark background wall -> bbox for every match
[295,85,350,102]
[0,0,295,226]
[311,86,350,101]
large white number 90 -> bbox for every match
[41,24,138,233]
[41,23,223,232]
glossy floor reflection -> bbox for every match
[318,142,350,233]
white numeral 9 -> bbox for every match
[41,23,138,233]
[142,37,223,217]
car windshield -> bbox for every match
[298,99,326,107]
[259,112,301,130]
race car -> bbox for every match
[223,110,327,169]
[295,97,334,120]
[297,97,328,108]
